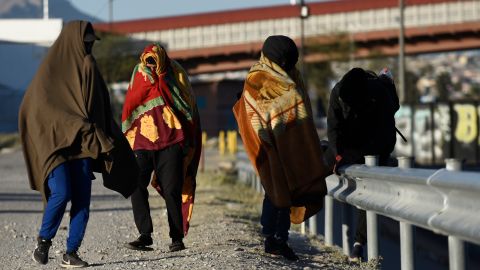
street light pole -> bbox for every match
[399,0,406,103]
[109,0,113,31]
[300,0,306,78]
[348,23,355,69]
[290,0,309,80]
[43,0,49,20]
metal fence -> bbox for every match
[236,152,480,270]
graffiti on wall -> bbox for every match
[394,103,479,165]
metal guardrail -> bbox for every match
[236,152,264,194]
[236,152,480,270]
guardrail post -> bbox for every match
[446,158,465,270]
[366,211,378,260]
[445,158,462,171]
[365,155,379,166]
[254,175,259,192]
[341,202,351,256]
[250,173,255,189]
[398,156,415,270]
[365,155,379,260]
[325,195,334,246]
[301,222,306,235]
[256,175,262,193]
[309,215,317,235]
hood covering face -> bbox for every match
[140,43,168,75]
[261,35,299,72]
[19,20,138,200]
[338,67,369,109]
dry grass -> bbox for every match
[197,171,263,215]
[0,133,20,150]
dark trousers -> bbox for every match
[355,210,367,244]
[261,196,290,242]
[131,144,184,241]
[354,154,390,245]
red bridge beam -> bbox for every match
[170,22,480,74]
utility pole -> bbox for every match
[43,0,49,19]
[399,0,406,103]
[349,23,355,69]
[109,0,113,31]
[290,0,309,81]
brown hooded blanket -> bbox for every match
[18,20,138,200]
[233,54,328,223]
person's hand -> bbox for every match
[333,155,345,175]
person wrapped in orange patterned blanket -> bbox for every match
[233,35,329,260]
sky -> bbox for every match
[69,0,325,22]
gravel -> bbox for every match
[0,150,378,269]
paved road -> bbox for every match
[0,149,373,270]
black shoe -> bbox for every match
[349,243,364,263]
[32,237,52,265]
[264,237,299,261]
[169,239,185,252]
[264,236,279,254]
[277,241,299,261]
[60,251,88,268]
[124,234,153,251]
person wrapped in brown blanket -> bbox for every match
[19,21,139,267]
[233,35,329,260]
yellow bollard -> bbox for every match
[200,132,207,173]
[202,131,207,146]
[227,130,238,155]
[227,131,232,155]
[232,130,237,153]
[219,130,225,156]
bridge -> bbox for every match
[94,0,480,74]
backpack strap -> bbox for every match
[395,127,408,143]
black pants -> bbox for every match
[131,144,184,241]
[260,196,290,242]
[354,154,390,245]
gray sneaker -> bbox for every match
[60,251,88,268]
[349,243,364,263]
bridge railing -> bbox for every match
[235,152,480,270]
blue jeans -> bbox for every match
[260,196,290,242]
[39,158,94,253]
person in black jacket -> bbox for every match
[327,67,399,262]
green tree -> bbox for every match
[92,33,147,124]
[435,72,453,102]
[404,70,420,104]
[366,50,390,72]
[93,33,143,84]
[306,61,334,116]
[305,32,351,115]
[466,83,480,100]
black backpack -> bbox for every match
[338,68,405,155]
[366,70,401,154]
